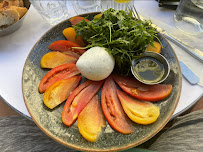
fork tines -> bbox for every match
[128,5,141,20]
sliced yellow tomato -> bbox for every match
[77,95,106,142]
[117,90,160,125]
[40,52,77,69]
[43,76,81,109]
[94,14,102,19]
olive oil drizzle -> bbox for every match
[132,57,165,83]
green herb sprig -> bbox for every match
[74,8,158,75]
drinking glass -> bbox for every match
[107,0,134,10]
[30,0,68,25]
[174,0,203,35]
[71,0,101,15]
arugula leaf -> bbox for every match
[74,8,158,75]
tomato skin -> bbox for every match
[69,16,89,25]
[43,76,82,109]
[48,40,86,58]
[101,76,135,134]
[39,63,80,93]
[62,80,104,127]
[112,75,172,102]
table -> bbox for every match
[0,1,202,119]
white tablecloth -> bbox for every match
[0,1,202,118]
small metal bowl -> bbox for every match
[131,51,170,85]
[0,0,30,36]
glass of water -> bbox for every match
[30,0,68,25]
[106,0,134,10]
[71,0,101,15]
[174,0,203,35]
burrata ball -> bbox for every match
[76,47,115,81]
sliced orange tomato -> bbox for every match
[48,40,86,59]
[63,27,86,47]
[117,90,160,125]
[38,63,80,93]
[43,76,81,109]
[62,80,104,127]
[69,16,89,25]
[94,14,102,19]
[101,76,135,134]
[113,75,172,102]
[146,41,161,54]
[40,52,77,69]
[77,95,106,142]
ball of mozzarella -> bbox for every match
[76,47,115,81]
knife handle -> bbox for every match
[179,61,200,85]
[163,34,203,63]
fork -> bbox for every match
[128,6,141,20]
[128,5,203,63]
[128,6,202,85]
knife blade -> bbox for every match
[179,60,200,85]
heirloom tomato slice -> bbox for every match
[62,27,86,47]
[48,40,86,58]
[62,80,104,127]
[39,63,80,93]
[43,76,81,109]
[146,41,161,54]
[69,16,89,25]
[77,95,106,142]
[40,52,77,68]
[101,76,135,134]
[117,90,160,125]
[113,75,172,102]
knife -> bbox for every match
[157,28,203,62]
[139,15,203,62]
[179,60,201,85]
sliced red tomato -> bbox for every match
[69,16,89,25]
[43,76,82,109]
[113,75,172,102]
[39,63,80,93]
[62,80,104,127]
[101,76,135,134]
[48,40,86,58]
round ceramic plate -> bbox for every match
[22,12,182,151]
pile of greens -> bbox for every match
[74,8,159,75]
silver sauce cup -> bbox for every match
[131,51,170,85]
